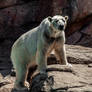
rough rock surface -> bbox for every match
[48,45,92,65]
[0,45,92,92]
[66,45,92,64]
[30,64,92,92]
[0,0,92,92]
[0,0,92,39]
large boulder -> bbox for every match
[65,0,92,46]
[0,0,40,39]
[48,44,92,65]
[0,0,92,39]
[0,64,92,92]
[30,64,92,92]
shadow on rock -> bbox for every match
[30,73,54,92]
[11,88,29,92]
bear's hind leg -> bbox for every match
[14,63,28,90]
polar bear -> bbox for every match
[11,15,71,91]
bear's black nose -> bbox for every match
[59,25,64,30]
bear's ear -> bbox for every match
[48,16,52,22]
[65,16,69,21]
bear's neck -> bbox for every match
[44,25,62,43]
[44,30,55,44]
[44,24,60,43]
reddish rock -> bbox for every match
[52,0,67,15]
[30,64,92,92]
[65,0,92,42]
[66,23,92,47]
[66,0,92,46]
[0,0,92,40]
[0,1,40,38]
[0,0,17,8]
[66,31,82,44]
[65,0,92,22]
[77,0,92,19]
[81,23,92,35]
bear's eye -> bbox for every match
[62,19,65,23]
[55,20,58,23]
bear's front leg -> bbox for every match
[55,43,72,67]
[36,49,47,74]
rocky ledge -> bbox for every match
[0,44,92,92]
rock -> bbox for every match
[49,45,92,64]
[77,35,92,47]
[65,0,92,47]
[0,44,92,92]
[67,32,92,47]
[77,0,92,19]
[0,0,40,39]
[0,75,15,92]
[81,23,92,36]
[0,0,92,39]
[66,21,92,47]
[1,64,92,92]
[88,64,92,68]
[66,31,82,44]
[66,45,92,64]
[66,0,92,35]
[30,64,92,92]
[30,44,92,92]
[0,73,3,78]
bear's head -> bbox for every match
[48,15,68,38]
